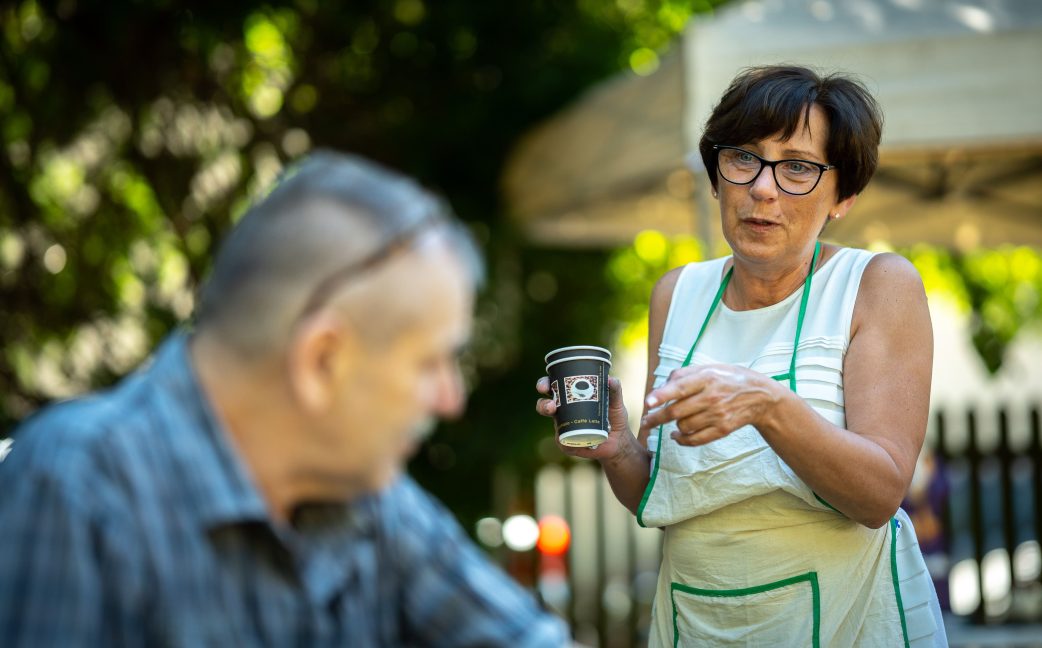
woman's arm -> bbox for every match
[535,266,682,515]
[642,253,932,528]
[600,266,683,514]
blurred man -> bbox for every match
[0,152,569,646]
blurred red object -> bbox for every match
[537,515,571,556]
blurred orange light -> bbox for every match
[537,515,571,555]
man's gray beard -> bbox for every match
[408,417,437,444]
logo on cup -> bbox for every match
[564,375,598,403]
[550,380,561,408]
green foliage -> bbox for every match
[906,245,1042,374]
[2,0,1037,533]
[607,231,704,347]
[4,0,1037,539]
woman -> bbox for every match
[536,66,946,646]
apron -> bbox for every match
[638,243,945,647]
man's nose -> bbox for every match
[430,363,466,420]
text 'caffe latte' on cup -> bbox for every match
[544,345,612,448]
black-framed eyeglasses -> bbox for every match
[296,205,444,318]
[713,145,836,196]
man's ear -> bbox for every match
[287,311,357,414]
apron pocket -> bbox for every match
[670,572,821,647]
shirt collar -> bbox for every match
[149,332,383,540]
[148,332,271,530]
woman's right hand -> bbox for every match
[535,375,634,462]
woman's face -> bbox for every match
[715,103,856,268]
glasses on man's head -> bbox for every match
[296,204,445,319]
[713,145,835,196]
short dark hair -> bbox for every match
[195,150,483,354]
[698,65,883,201]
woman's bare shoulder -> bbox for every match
[651,265,686,303]
[861,252,924,291]
[853,252,928,331]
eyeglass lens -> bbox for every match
[717,148,823,195]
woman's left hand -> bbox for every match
[640,364,785,446]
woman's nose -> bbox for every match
[749,164,780,199]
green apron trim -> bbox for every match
[636,414,664,528]
[669,571,821,648]
[814,492,840,513]
[636,242,825,528]
[890,517,911,648]
[636,260,732,528]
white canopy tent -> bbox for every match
[502,0,1042,250]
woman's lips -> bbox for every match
[742,217,781,230]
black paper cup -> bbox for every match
[544,345,612,448]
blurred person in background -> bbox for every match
[538,66,947,646]
[0,152,569,647]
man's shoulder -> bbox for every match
[365,477,572,647]
[374,475,444,521]
[366,476,464,543]
[3,367,166,483]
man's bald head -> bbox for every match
[194,152,482,359]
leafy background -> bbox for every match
[3,0,1041,532]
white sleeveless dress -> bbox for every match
[639,247,947,647]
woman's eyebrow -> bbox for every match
[781,148,823,160]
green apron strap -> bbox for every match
[784,240,821,392]
[639,242,826,526]
[680,265,732,369]
[680,240,820,384]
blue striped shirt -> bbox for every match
[0,334,569,647]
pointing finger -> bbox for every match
[645,371,707,409]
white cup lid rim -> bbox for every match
[544,345,612,363]
[546,355,612,371]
